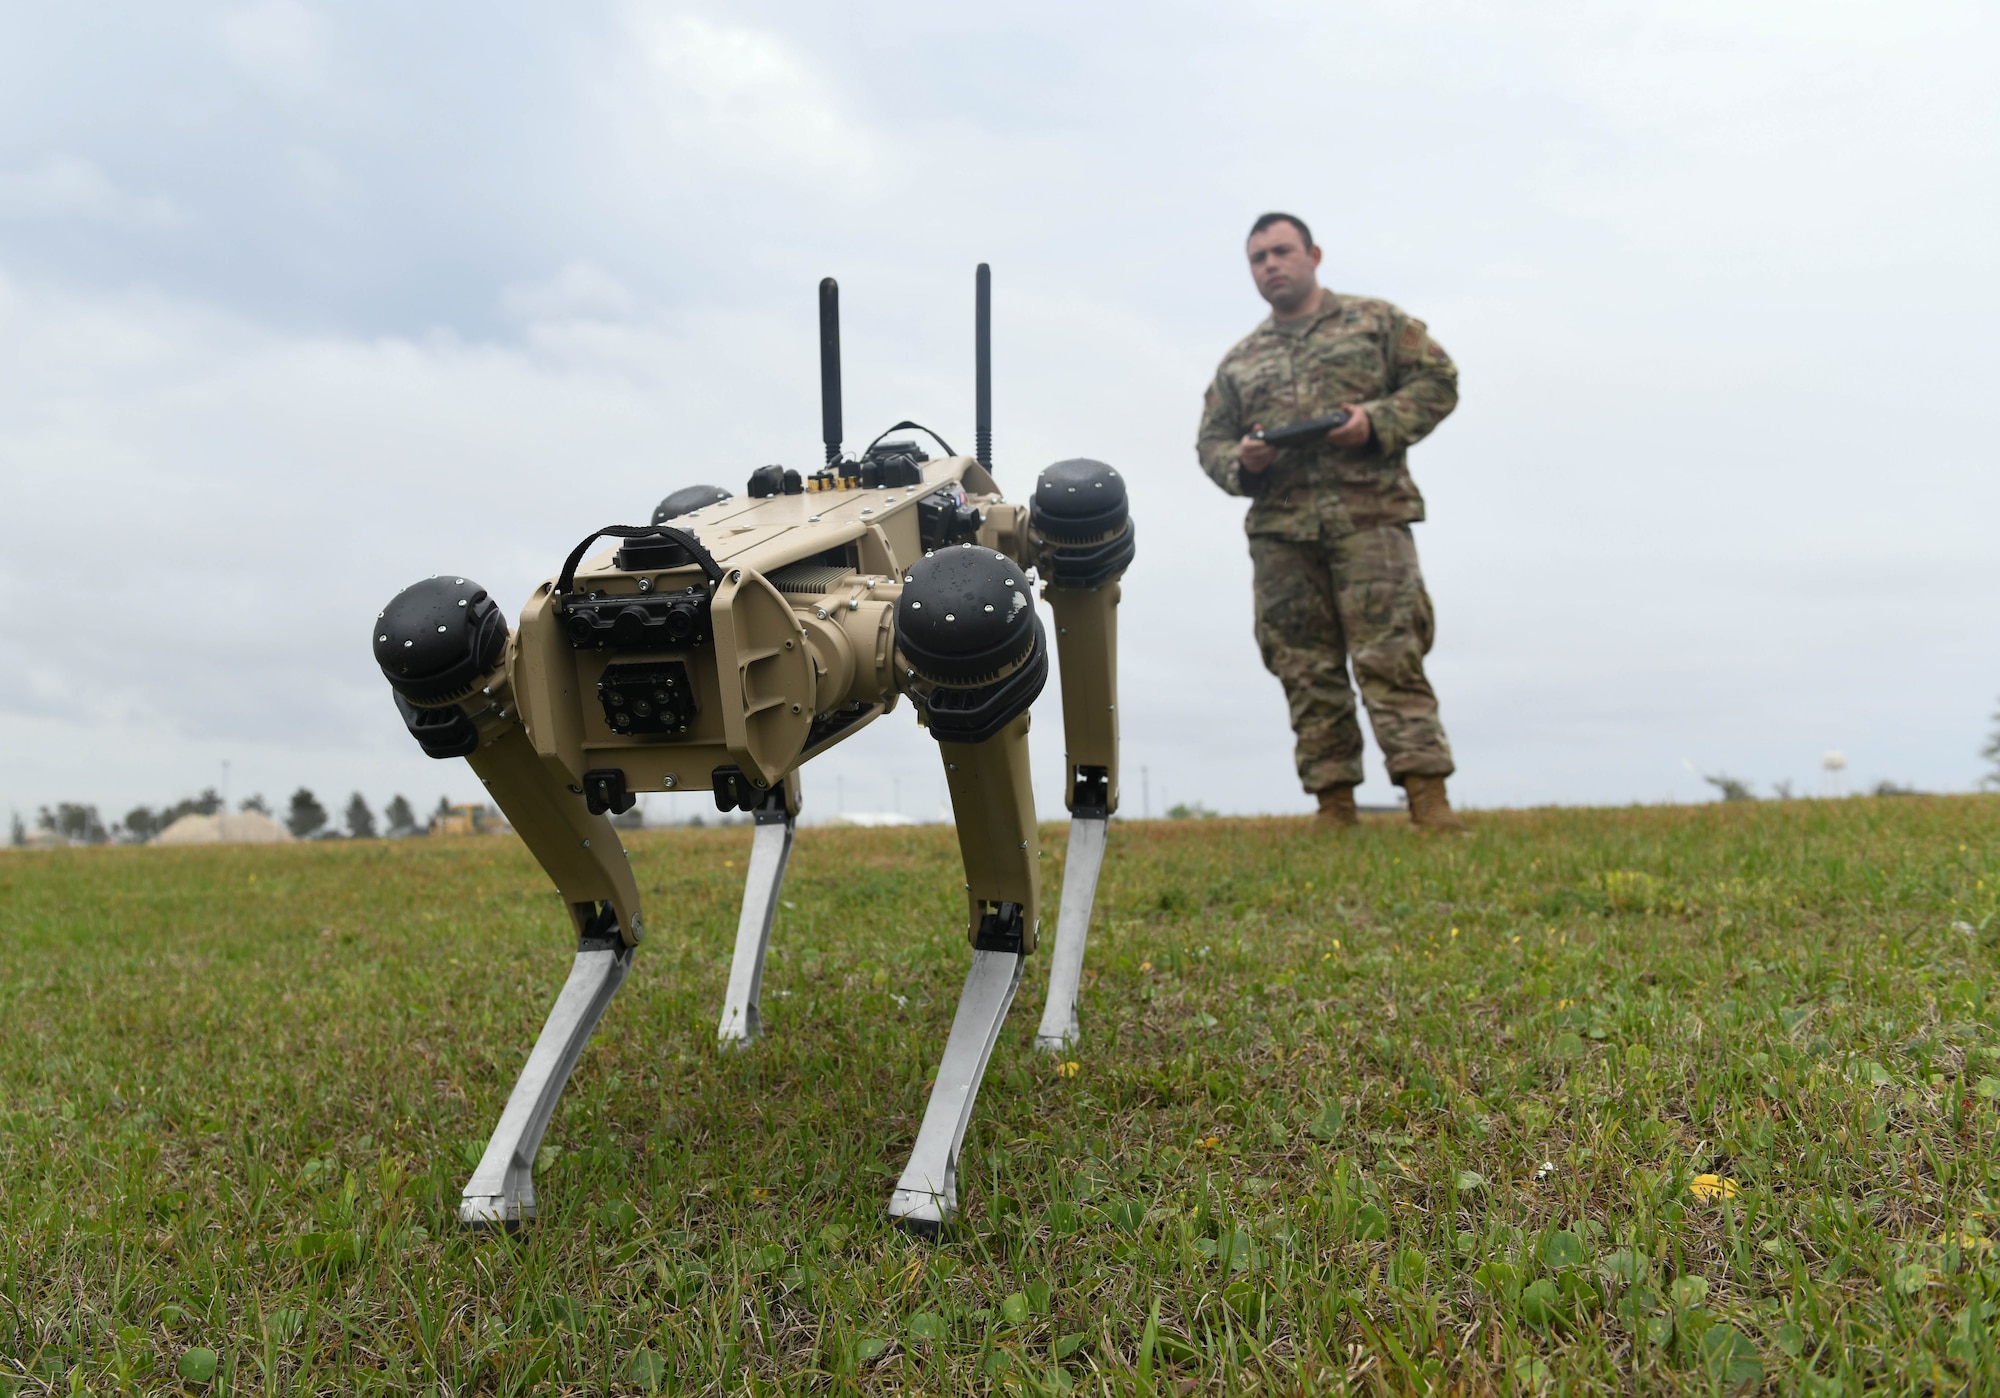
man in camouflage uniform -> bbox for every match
[1197,212,1466,832]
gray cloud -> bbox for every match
[1,0,1995,828]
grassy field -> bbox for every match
[3,796,1999,1395]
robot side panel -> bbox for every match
[710,567,817,790]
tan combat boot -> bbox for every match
[1315,785,1359,829]
[1404,775,1468,834]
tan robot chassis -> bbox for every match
[372,269,1134,1235]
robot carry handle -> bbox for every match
[555,524,725,594]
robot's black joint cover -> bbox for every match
[918,628,1049,745]
[1031,459,1128,542]
[896,548,1040,684]
[711,765,763,813]
[1249,410,1351,448]
[1071,765,1110,819]
[393,692,480,760]
[575,900,628,952]
[556,525,723,594]
[747,465,804,498]
[374,575,509,704]
[653,484,732,524]
[1031,459,1135,589]
[581,768,636,816]
[1040,525,1136,590]
[973,901,1026,954]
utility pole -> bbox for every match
[1141,766,1150,820]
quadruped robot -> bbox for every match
[372,268,1134,1235]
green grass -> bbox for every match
[3,796,2000,1395]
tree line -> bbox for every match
[9,790,453,846]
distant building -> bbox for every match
[429,803,512,837]
[818,812,921,828]
[153,811,296,845]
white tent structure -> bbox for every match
[153,811,295,845]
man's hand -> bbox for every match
[1239,430,1275,475]
[1325,405,1371,449]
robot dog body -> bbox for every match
[373,272,1132,1235]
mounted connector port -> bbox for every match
[597,661,697,735]
[563,592,712,651]
[917,484,984,551]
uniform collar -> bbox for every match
[1256,286,1343,337]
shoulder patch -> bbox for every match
[1398,319,1428,355]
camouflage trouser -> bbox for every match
[1249,524,1455,793]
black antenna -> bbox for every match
[819,277,842,466]
[975,263,992,470]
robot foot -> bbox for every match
[716,806,796,1050]
[888,949,1024,1235]
[1034,815,1108,1054]
[458,938,633,1230]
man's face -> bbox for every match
[1246,222,1322,314]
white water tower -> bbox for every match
[1822,749,1847,797]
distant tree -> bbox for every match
[1770,780,1795,800]
[286,788,329,839]
[9,811,24,847]
[38,803,109,844]
[1165,801,1218,819]
[611,805,645,830]
[137,789,230,836]
[434,795,452,819]
[240,793,271,815]
[1871,780,1921,798]
[1984,697,2000,790]
[383,795,417,837]
[345,793,377,839]
[1702,773,1755,802]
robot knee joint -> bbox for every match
[895,547,1047,744]
[1031,458,1135,588]
[374,575,509,757]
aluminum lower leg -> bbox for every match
[716,812,796,1048]
[888,949,1024,1235]
[1034,815,1108,1053]
[459,939,632,1228]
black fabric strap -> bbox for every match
[556,525,724,594]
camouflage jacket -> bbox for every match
[1196,289,1458,538]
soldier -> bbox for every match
[1196,212,1466,832]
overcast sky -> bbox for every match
[2,0,1995,830]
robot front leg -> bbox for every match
[374,574,648,1228]
[454,726,649,1228]
[717,781,799,1048]
[459,907,632,1227]
[888,711,1041,1236]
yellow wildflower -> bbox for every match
[1196,1136,1221,1151]
[1689,1174,1739,1201]
[1057,1061,1080,1079]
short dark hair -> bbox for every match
[1248,212,1313,249]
